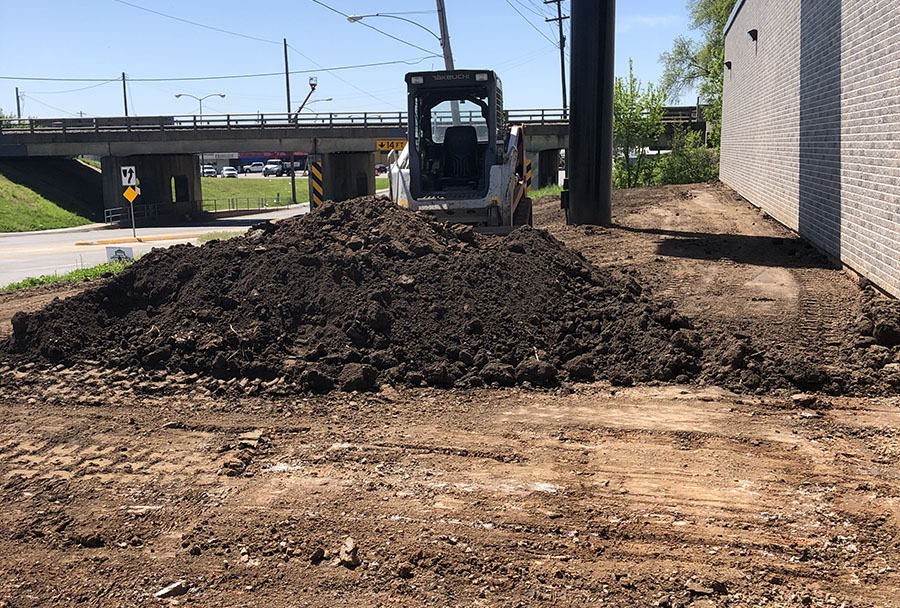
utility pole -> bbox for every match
[435,0,461,124]
[544,0,569,117]
[122,72,129,117]
[435,0,455,71]
[284,38,296,204]
[15,87,21,119]
[565,0,615,226]
[283,38,292,114]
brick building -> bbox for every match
[720,0,900,297]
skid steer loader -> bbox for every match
[388,70,532,231]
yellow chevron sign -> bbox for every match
[376,139,407,151]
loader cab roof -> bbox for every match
[405,70,501,89]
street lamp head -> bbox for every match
[174,94,183,98]
[217,93,226,98]
[347,14,363,23]
[309,77,318,91]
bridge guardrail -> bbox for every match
[0,107,704,136]
[0,109,585,135]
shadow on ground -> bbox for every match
[613,224,836,269]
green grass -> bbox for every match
[1,260,132,292]
[0,173,93,232]
[200,176,392,211]
[77,157,101,170]
[529,184,562,198]
[197,230,245,243]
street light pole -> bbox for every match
[290,77,318,204]
[174,93,226,117]
[347,8,459,122]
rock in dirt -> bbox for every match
[790,393,819,408]
[339,363,378,392]
[480,361,516,386]
[154,580,189,599]
[397,562,414,579]
[515,358,557,387]
[874,322,900,347]
[338,537,361,568]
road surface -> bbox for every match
[0,204,309,287]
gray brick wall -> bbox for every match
[721,0,900,298]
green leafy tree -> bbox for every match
[658,125,720,184]
[660,0,737,147]
[614,59,665,189]
[0,108,13,129]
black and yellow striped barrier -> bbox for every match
[525,159,533,194]
[309,155,324,207]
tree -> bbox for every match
[660,0,738,147]
[613,59,665,189]
[0,108,13,129]
[658,125,720,185]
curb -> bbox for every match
[74,233,205,246]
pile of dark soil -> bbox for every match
[6,197,892,396]
[4,198,718,393]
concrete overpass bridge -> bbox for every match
[0,106,703,220]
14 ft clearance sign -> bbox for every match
[376,139,406,151]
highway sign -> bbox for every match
[123,186,138,203]
[376,139,406,152]
[121,166,137,187]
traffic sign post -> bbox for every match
[121,166,138,239]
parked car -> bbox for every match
[221,166,239,178]
[375,164,388,175]
[243,162,265,174]
[201,164,217,178]
[263,159,285,177]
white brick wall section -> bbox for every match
[721,0,900,298]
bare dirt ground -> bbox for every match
[2,183,899,607]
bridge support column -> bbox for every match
[527,150,561,190]
[322,152,374,202]
[101,154,202,222]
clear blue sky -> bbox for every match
[0,1,695,119]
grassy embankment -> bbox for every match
[1,260,132,291]
[0,173,93,232]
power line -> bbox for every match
[287,45,404,110]
[111,0,282,46]
[18,79,119,95]
[0,57,439,85]
[514,0,548,18]
[308,0,440,56]
[0,76,118,83]
[503,0,558,47]
[19,95,89,117]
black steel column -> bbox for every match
[566,0,615,226]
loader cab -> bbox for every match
[405,70,504,200]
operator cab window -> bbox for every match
[412,93,491,195]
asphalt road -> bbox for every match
[0,204,310,287]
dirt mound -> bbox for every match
[3,198,718,393]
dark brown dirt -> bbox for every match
[0,197,713,393]
[2,184,900,607]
